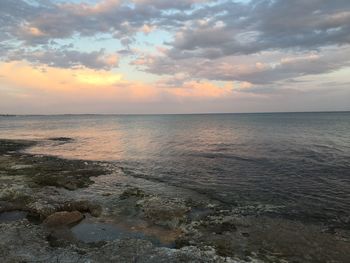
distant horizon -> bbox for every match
[1,110,350,117]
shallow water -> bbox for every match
[0,211,28,222]
[1,112,349,226]
[71,222,141,243]
[71,219,174,247]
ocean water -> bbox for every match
[1,112,350,227]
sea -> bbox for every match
[1,112,349,227]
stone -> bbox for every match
[43,211,83,227]
[120,187,146,199]
[59,200,102,217]
[11,164,33,170]
[48,137,74,142]
[139,197,190,228]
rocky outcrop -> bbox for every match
[0,220,246,263]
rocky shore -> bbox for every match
[0,139,349,263]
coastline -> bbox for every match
[0,139,349,262]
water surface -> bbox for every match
[1,112,349,226]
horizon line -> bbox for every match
[1,110,349,117]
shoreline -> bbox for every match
[0,138,349,262]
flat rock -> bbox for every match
[120,187,146,199]
[138,197,190,228]
[49,137,74,142]
[44,211,83,227]
[11,164,33,170]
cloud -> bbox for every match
[133,0,207,10]
[2,0,350,52]
[164,0,350,60]
[7,48,119,70]
[1,61,349,114]
[131,0,350,86]
[0,0,349,111]
[140,24,156,34]
[139,46,350,84]
[168,81,233,99]
[0,61,232,102]
[9,0,161,45]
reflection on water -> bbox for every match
[71,217,177,247]
[1,113,350,227]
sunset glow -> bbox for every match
[0,0,349,114]
[1,2,350,261]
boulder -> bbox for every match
[43,211,83,227]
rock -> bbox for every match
[176,213,244,257]
[0,139,36,154]
[59,200,102,217]
[48,137,74,142]
[32,174,95,190]
[0,188,34,206]
[28,201,57,219]
[46,227,78,248]
[89,238,241,263]
[210,220,237,234]
[43,211,83,227]
[10,164,33,170]
[26,200,102,220]
[138,197,190,228]
[120,187,146,199]
[29,156,106,190]
[0,221,86,262]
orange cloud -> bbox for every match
[63,0,121,15]
[0,61,233,104]
[27,26,46,37]
[0,61,124,92]
[140,24,156,34]
[169,81,233,99]
[239,81,253,89]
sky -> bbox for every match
[0,0,349,114]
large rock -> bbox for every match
[43,211,83,227]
